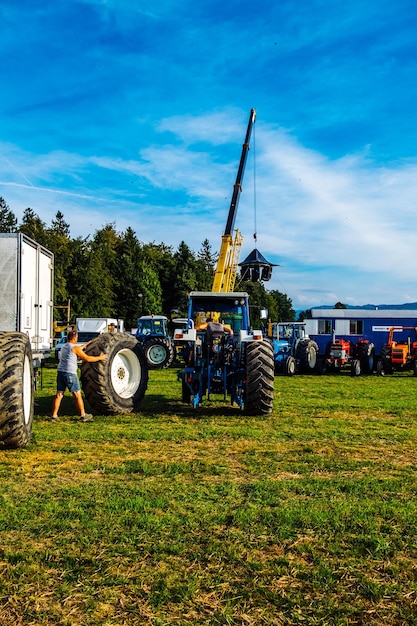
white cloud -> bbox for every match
[2,116,417,308]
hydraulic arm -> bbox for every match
[212,108,256,292]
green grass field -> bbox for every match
[1,363,417,625]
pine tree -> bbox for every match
[0,197,17,232]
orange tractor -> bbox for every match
[321,337,375,376]
[377,327,417,376]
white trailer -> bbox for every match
[76,317,124,341]
[0,233,54,448]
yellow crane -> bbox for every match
[212,108,256,292]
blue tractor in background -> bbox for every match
[268,322,319,375]
[135,315,175,369]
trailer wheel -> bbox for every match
[143,337,175,369]
[0,332,34,449]
[296,339,318,372]
[245,340,274,415]
[80,333,148,415]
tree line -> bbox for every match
[0,197,297,331]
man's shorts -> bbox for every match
[57,371,81,393]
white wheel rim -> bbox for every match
[308,348,317,368]
[148,345,167,364]
[23,355,32,425]
[110,348,141,398]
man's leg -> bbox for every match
[51,391,64,419]
[72,390,86,416]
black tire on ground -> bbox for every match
[380,343,393,374]
[0,332,34,449]
[296,339,319,372]
[285,355,296,376]
[357,342,375,374]
[80,332,148,415]
[144,337,175,369]
[244,340,274,415]
[413,360,417,377]
[350,359,361,377]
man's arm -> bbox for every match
[73,345,107,363]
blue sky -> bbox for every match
[1,0,417,310]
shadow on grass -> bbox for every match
[138,393,259,420]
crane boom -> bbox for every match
[212,108,256,292]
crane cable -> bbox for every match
[252,119,258,246]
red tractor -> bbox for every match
[322,337,375,376]
[377,327,417,376]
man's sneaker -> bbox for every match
[50,416,59,422]
[80,413,93,422]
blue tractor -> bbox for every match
[174,291,274,414]
[268,322,319,375]
[135,315,175,369]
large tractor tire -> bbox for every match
[357,341,375,374]
[380,343,393,375]
[80,332,148,415]
[143,337,175,369]
[244,340,274,415]
[296,338,319,372]
[0,332,34,449]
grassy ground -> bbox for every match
[1,362,417,625]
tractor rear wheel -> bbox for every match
[80,333,148,415]
[0,332,34,449]
[380,343,393,375]
[245,340,274,415]
[296,339,318,372]
[144,337,175,369]
[357,342,375,374]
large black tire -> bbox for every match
[296,339,319,372]
[380,343,393,375]
[143,337,175,369]
[244,340,274,415]
[357,342,375,374]
[0,332,34,449]
[80,333,148,415]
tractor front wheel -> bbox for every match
[285,355,296,376]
